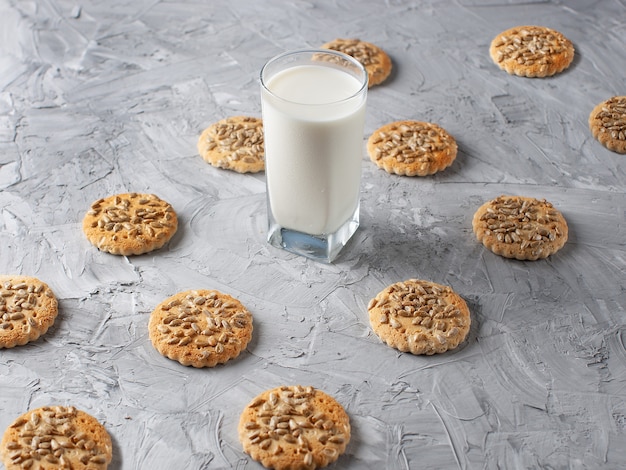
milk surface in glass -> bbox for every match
[262,64,366,236]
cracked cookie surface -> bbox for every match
[239,385,350,470]
[489,25,574,77]
[197,116,264,173]
[368,279,470,355]
[82,193,178,256]
[149,289,253,368]
[367,120,457,176]
[589,96,626,154]
[0,275,58,349]
[321,38,391,87]
[473,195,568,260]
[1,406,112,469]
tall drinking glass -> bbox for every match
[260,49,368,263]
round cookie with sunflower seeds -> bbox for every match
[238,385,350,470]
[367,120,457,176]
[368,279,471,355]
[321,38,392,87]
[82,193,178,256]
[148,289,253,368]
[0,405,113,469]
[588,95,626,154]
[472,195,568,260]
[197,116,264,173]
[0,275,58,349]
[489,25,574,78]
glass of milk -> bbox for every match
[260,49,368,263]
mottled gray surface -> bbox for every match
[1,0,626,468]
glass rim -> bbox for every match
[260,48,368,106]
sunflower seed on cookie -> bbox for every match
[588,96,626,154]
[368,279,471,355]
[0,405,112,469]
[197,116,264,173]
[321,38,391,87]
[367,120,457,176]
[148,289,253,368]
[0,275,58,349]
[472,195,568,260]
[489,25,574,78]
[82,193,178,256]
[238,385,350,470]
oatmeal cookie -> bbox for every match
[490,25,574,77]
[148,289,253,368]
[82,193,178,256]
[321,38,391,87]
[239,385,350,470]
[367,120,457,176]
[0,405,112,469]
[589,96,626,154]
[472,195,568,260]
[197,116,264,173]
[368,279,471,355]
[0,275,58,349]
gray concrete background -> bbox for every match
[1,0,625,468]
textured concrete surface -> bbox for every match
[1,0,625,468]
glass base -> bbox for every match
[267,205,359,263]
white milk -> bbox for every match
[262,64,366,235]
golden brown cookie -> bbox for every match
[588,96,626,154]
[0,405,113,469]
[239,385,350,470]
[197,116,264,173]
[148,289,253,368]
[0,275,58,349]
[367,120,457,176]
[472,195,568,260]
[82,193,178,256]
[489,25,574,77]
[368,279,471,355]
[321,38,392,87]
